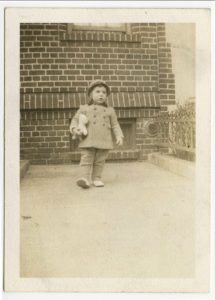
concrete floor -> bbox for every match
[20,162,195,278]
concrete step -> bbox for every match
[148,152,195,179]
[20,160,30,179]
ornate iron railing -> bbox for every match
[154,103,195,160]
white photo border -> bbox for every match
[2,1,214,298]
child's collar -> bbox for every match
[88,99,108,107]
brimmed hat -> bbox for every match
[87,80,111,97]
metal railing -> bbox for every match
[154,103,195,160]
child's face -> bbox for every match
[91,86,107,105]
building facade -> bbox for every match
[20,23,175,164]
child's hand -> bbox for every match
[69,126,74,134]
[70,127,81,135]
[74,128,82,135]
[116,137,123,146]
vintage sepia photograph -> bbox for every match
[4,6,212,293]
[19,21,196,278]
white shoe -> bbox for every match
[76,178,90,189]
[93,180,104,187]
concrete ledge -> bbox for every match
[148,152,195,179]
[20,160,30,179]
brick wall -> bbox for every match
[20,23,175,164]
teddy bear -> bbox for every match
[71,113,88,140]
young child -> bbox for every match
[70,80,124,189]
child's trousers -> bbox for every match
[79,148,109,181]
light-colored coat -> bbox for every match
[70,104,124,149]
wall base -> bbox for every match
[20,160,30,179]
[148,152,195,179]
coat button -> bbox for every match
[93,122,96,124]
[94,115,96,118]
[103,124,105,126]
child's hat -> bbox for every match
[87,80,111,96]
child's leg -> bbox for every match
[92,149,109,183]
[79,148,95,182]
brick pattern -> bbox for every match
[157,24,175,112]
[20,23,158,94]
[20,108,160,164]
[20,92,160,109]
[20,118,70,165]
[21,108,159,121]
[20,23,175,164]
[61,30,141,43]
[136,117,159,160]
[20,115,159,165]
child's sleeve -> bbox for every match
[109,108,124,139]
